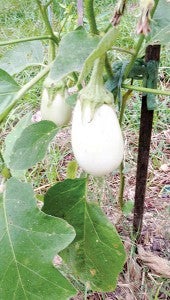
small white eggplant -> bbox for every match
[41,88,72,126]
[71,100,124,176]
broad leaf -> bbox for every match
[0,41,44,75]
[3,114,32,178]
[42,178,126,292]
[45,27,100,87]
[149,1,170,45]
[0,178,76,299]
[0,69,20,122]
[79,27,119,82]
[9,120,58,170]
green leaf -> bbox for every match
[9,120,58,170]
[145,61,159,110]
[65,93,78,108]
[0,69,20,122]
[149,1,170,45]
[42,178,126,292]
[3,114,32,178]
[0,41,44,75]
[122,200,134,216]
[66,161,78,179]
[0,177,76,299]
[45,27,100,87]
[79,27,119,82]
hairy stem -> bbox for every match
[105,54,113,78]
[118,162,125,210]
[122,83,170,97]
[0,35,52,47]
[16,65,51,99]
[119,89,132,125]
[84,0,98,34]
[124,0,160,79]
[118,88,132,209]
[2,65,51,121]
[35,0,57,60]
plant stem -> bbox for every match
[16,65,51,99]
[3,64,51,120]
[124,0,160,79]
[105,54,113,78]
[118,88,132,209]
[0,35,52,47]
[124,35,144,79]
[36,0,53,35]
[84,0,98,34]
[112,46,134,56]
[122,83,170,97]
[118,162,125,210]
[58,3,74,38]
[45,0,53,9]
[0,151,5,163]
[89,56,105,88]
[35,0,57,60]
[119,89,132,125]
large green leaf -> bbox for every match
[0,177,76,299]
[79,27,119,82]
[0,69,20,122]
[45,27,100,87]
[3,114,32,178]
[0,41,44,75]
[42,178,126,292]
[149,1,170,45]
[9,120,58,170]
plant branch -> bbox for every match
[58,3,74,37]
[3,64,51,120]
[124,0,160,79]
[112,46,134,56]
[45,0,53,9]
[35,0,58,60]
[16,64,51,99]
[36,0,53,35]
[122,84,170,97]
[0,151,5,163]
[119,88,133,125]
[84,0,98,34]
[0,35,52,47]
[124,35,144,79]
[118,162,125,210]
[105,54,113,78]
[118,88,132,210]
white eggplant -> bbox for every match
[41,88,72,126]
[71,100,124,176]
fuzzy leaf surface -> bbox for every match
[3,114,32,178]
[0,178,76,300]
[9,121,58,170]
[0,69,20,122]
[42,178,126,292]
[0,41,44,75]
[45,27,99,86]
[149,1,170,45]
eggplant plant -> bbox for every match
[0,0,169,299]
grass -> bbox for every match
[0,0,170,299]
